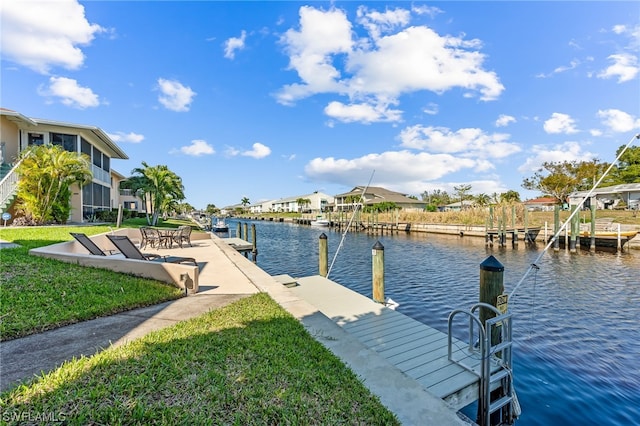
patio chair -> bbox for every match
[106,235,197,265]
[140,226,169,249]
[70,233,117,256]
[172,225,193,248]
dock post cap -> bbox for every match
[372,240,384,250]
[319,233,327,239]
[480,255,504,272]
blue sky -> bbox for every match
[2,1,639,209]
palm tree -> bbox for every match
[296,197,311,213]
[130,162,185,226]
[240,197,250,213]
[16,144,92,224]
[475,193,491,207]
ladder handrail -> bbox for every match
[447,304,516,426]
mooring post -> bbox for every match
[524,206,529,244]
[617,223,622,253]
[372,241,385,303]
[569,205,577,253]
[553,205,560,252]
[243,222,249,241]
[590,204,596,252]
[512,205,518,247]
[251,224,257,262]
[479,255,504,346]
[319,233,328,277]
[489,206,494,229]
[236,222,242,239]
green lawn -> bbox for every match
[0,224,400,425]
[0,223,186,340]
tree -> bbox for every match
[521,159,610,204]
[421,189,451,207]
[453,184,472,208]
[205,204,219,214]
[499,190,521,204]
[130,162,185,226]
[475,193,491,206]
[16,144,92,224]
[612,145,640,184]
[296,198,311,213]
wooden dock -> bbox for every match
[282,274,500,410]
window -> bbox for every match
[81,138,91,157]
[102,155,110,172]
[92,146,102,168]
[51,133,77,152]
[28,133,44,146]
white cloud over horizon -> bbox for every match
[157,78,196,112]
[38,76,100,109]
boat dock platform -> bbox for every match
[274,273,499,412]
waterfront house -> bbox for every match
[269,191,334,213]
[523,196,558,211]
[569,183,640,210]
[0,108,130,224]
[332,186,425,212]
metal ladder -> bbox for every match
[448,302,518,426]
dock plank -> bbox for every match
[291,275,484,410]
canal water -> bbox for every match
[229,219,639,426]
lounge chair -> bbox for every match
[106,235,197,265]
[70,233,117,256]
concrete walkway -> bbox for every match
[0,234,471,425]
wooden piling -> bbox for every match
[590,205,596,252]
[319,233,328,277]
[479,255,504,346]
[243,222,249,241]
[569,205,577,253]
[511,206,518,247]
[251,224,257,262]
[236,222,242,239]
[553,206,560,252]
[372,241,385,303]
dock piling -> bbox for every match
[372,241,385,303]
[319,233,328,277]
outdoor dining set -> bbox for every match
[139,225,193,249]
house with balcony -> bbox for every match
[0,108,132,224]
[270,191,334,213]
[332,186,425,212]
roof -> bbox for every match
[0,108,128,160]
[524,197,558,205]
[570,183,640,197]
[335,186,424,205]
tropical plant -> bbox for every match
[499,190,521,204]
[612,145,640,184]
[453,184,472,208]
[15,144,92,224]
[296,198,311,212]
[130,162,185,226]
[475,193,491,206]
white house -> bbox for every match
[270,191,334,213]
[333,186,425,212]
[569,183,640,210]
[0,108,131,223]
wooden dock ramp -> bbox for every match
[288,274,492,411]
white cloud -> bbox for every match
[324,100,402,123]
[495,114,516,127]
[398,125,521,160]
[517,141,596,173]
[108,131,144,143]
[356,6,411,40]
[597,53,639,83]
[0,0,103,74]
[305,150,476,187]
[543,113,579,134]
[179,140,215,156]
[423,103,439,115]
[276,5,503,124]
[38,76,100,108]
[597,109,640,133]
[241,142,271,159]
[157,78,196,112]
[224,30,247,59]
[224,146,240,157]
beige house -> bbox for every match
[333,186,425,212]
[0,108,132,223]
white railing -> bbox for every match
[91,164,110,184]
[0,162,20,209]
